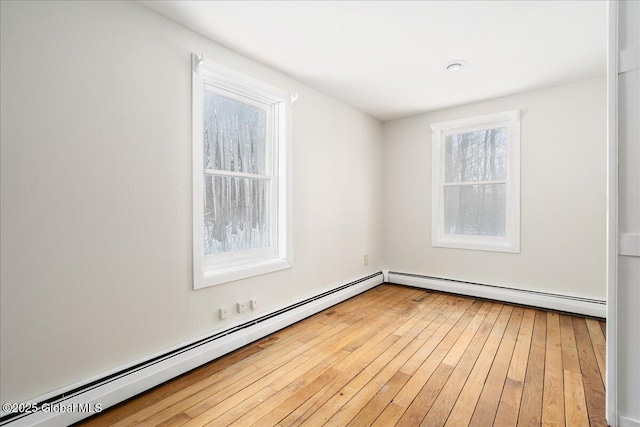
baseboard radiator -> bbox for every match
[0,272,384,427]
[387,271,606,318]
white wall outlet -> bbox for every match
[219,307,229,320]
[250,299,258,310]
[364,254,369,266]
[237,301,247,313]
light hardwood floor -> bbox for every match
[78,284,606,426]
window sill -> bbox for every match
[432,238,520,253]
[195,258,292,289]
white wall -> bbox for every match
[0,1,383,404]
[382,78,607,300]
[616,0,640,423]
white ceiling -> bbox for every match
[140,1,607,121]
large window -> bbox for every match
[431,110,520,253]
[192,55,292,289]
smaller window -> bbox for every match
[431,110,520,253]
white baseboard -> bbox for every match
[619,416,640,427]
[0,273,383,427]
[388,272,606,318]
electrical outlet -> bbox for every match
[237,301,247,313]
[219,307,229,320]
[250,299,258,310]
[364,254,369,266]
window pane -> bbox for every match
[445,128,507,183]
[444,184,506,236]
[203,91,267,174]
[204,175,270,254]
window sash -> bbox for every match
[201,82,279,260]
[203,84,276,176]
[202,91,279,260]
[440,125,510,238]
[443,183,507,237]
[203,173,279,262]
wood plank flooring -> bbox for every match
[78,284,606,426]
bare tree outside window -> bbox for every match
[443,128,508,236]
[203,92,270,255]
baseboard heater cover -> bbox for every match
[0,272,384,427]
[388,271,606,318]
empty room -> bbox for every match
[1,1,638,426]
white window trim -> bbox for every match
[192,54,293,289]
[430,110,521,253]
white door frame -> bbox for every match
[605,0,618,425]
